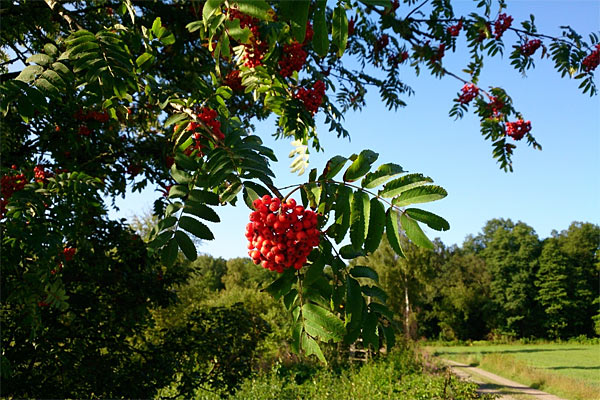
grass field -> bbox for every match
[427,343,600,400]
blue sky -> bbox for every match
[113,1,600,258]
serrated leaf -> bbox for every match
[350,266,379,282]
[161,238,178,267]
[170,165,192,184]
[369,302,393,320]
[361,163,404,189]
[320,155,347,179]
[188,189,219,205]
[220,181,242,203]
[391,185,448,207]
[26,54,53,66]
[281,0,310,42]
[16,65,44,82]
[361,285,388,302]
[168,184,188,199]
[379,173,433,198]
[345,276,364,329]
[386,209,404,257]
[175,231,197,261]
[233,0,274,21]
[313,1,328,57]
[178,216,214,240]
[183,203,220,222]
[291,321,302,353]
[243,186,259,209]
[405,208,449,231]
[343,150,378,182]
[203,0,225,23]
[339,244,364,259]
[332,185,351,243]
[224,19,251,43]
[136,52,154,68]
[332,5,348,57]
[302,303,345,341]
[350,191,369,249]
[301,333,326,363]
[364,198,385,254]
[164,112,188,127]
[400,213,433,249]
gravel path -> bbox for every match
[442,358,567,400]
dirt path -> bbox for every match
[442,359,566,400]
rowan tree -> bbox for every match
[1,0,598,397]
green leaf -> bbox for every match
[364,198,385,254]
[281,0,310,42]
[164,112,188,127]
[386,209,404,257]
[332,185,351,244]
[161,238,178,267]
[183,203,220,222]
[175,231,197,261]
[301,333,326,363]
[136,52,154,68]
[291,321,302,353]
[151,17,162,37]
[203,0,225,23]
[339,244,364,260]
[369,302,393,320]
[16,65,43,82]
[243,186,259,209]
[332,5,348,57]
[302,303,345,341]
[263,269,295,299]
[361,163,404,189]
[391,185,448,207]
[361,285,388,302]
[319,155,347,180]
[170,165,192,184]
[350,191,369,249]
[400,213,433,249]
[350,266,379,283]
[312,1,329,57]
[359,0,392,6]
[44,43,58,56]
[178,216,214,240]
[381,324,395,351]
[220,181,242,203]
[343,150,378,182]
[233,0,274,21]
[362,311,379,350]
[378,173,433,198]
[188,189,220,205]
[26,54,53,66]
[405,208,449,231]
[167,184,188,199]
[224,19,251,43]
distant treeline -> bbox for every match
[353,219,599,341]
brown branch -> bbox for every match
[44,0,83,30]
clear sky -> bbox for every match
[112,1,600,259]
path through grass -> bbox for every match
[427,343,600,400]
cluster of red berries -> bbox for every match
[33,165,53,183]
[294,80,326,114]
[63,247,76,261]
[520,39,541,56]
[279,42,308,78]
[505,119,531,141]
[224,70,244,91]
[304,22,314,43]
[582,44,600,72]
[388,51,409,67]
[447,20,463,37]
[246,195,320,273]
[458,83,479,104]
[1,169,26,217]
[373,34,389,54]
[230,8,267,68]
[197,107,224,141]
[494,13,513,40]
[477,23,492,42]
[430,43,446,62]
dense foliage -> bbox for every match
[1,0,598,398]
[356,220,599,341]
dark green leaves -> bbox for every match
[280,0,310,42]
[320,155,348,180]
[386,209,404,257]
[332,5,348,57]
[174,231,197,260]
[350,191,370,249]
[364,198,385,254]
[343,150,378,182]
[178,216,214,240]
[312,1,329,57]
